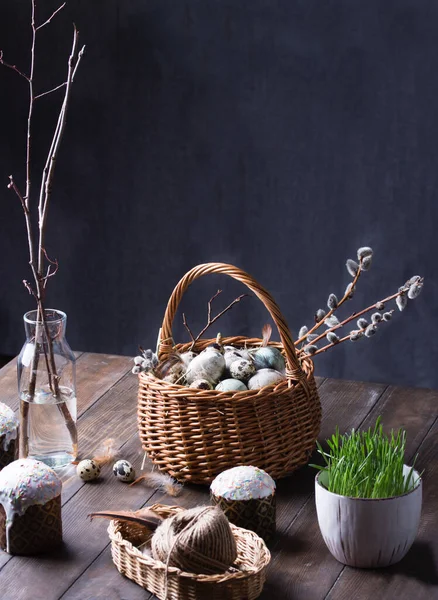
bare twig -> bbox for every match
[4,1,84,458]
[208,289,222,323]
[182,313,195,344]
[72,44,86,81]
[35,3,66,30]
[0,50,30,81]
[35,82,66,100]
[8,175,28,214]
[186,290,248,350]
[41,248,59,287]
[26,0,36,213]
[38,25,80,273]
[23,279,37,299]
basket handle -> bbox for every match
[159,262,304,381]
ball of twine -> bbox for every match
[151,505,237,575]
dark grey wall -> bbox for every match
[0,1,436,388]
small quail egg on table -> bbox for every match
[77,459,101,481]
[229,359,256,382]
[113,459,136,483]
[215,379,248,392]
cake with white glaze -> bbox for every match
[210,465,276,542]
[0,402,19,469]
[0,458,62,554]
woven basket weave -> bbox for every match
[138,263,321,485]
[108,503,271,600]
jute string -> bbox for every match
[151,505,238,599]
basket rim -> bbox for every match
[108,506,271,583]
[139,337,314,398]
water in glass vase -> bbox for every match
[21,385,77,468]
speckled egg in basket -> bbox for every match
[210,465,276,542]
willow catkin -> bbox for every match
[151,506,237,575]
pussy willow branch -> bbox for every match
[294,257,364,346]
[299,290,403,355]
[1,1,83,457]
[306,310,395,357]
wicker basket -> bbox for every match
[108,504,271,600]
[138,263,321,485]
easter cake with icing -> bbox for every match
[0,458,62,555]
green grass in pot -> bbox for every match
[311,417,418,499]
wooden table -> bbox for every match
[0,352,437,600]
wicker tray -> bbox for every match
[138,263,321,484]
[108,504,271,600]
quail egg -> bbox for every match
[113,459,136,483]
[229,359,256,382]
[248,368,286,389]
[76,459,101,481]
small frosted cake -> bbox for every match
[0,402,18,469]
[210,465,276,542]
[0,458,62,555]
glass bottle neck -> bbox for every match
[23,309,67,342]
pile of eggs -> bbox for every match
[164,343,287,391]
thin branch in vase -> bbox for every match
[41,248,59,287]
[8,176,28,214]
[1,0,84,457]
[34,82,67,100]
[0,51,30,82]
[38,26,81,268]
[23,279,37,299]
[35,3,66,30]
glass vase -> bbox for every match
[17,308,77,468]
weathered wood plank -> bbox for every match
[0,432,149,600]
[262,384,438,600]
[65,378,385,600]
[2,368,435,600]
[59,378,328,599]
[61,459,210,600]
[0,423,212,600]
[314,376,325,388]
[0,354,133,571]
[325,389,438,600]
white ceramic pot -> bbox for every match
[315,465,422,568]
